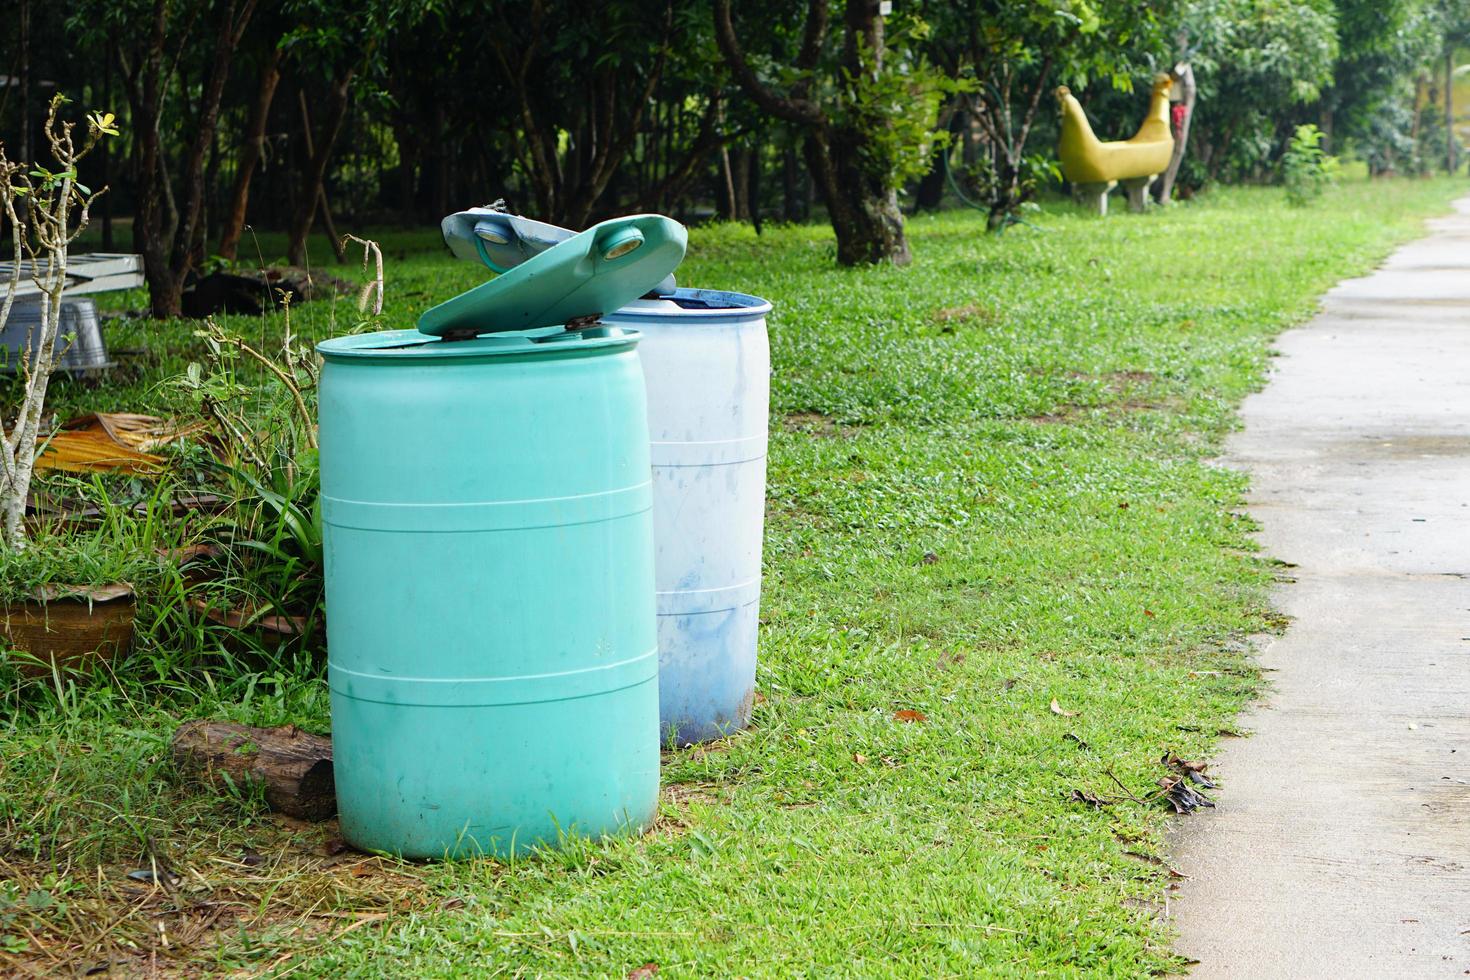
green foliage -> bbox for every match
[834,17,972,191]
[1330,0,1438,162]
[951,151,1060,229]
[1183,0,1339,182]
[1282,123,1340,205]
[4,176,1462,974]
[169,322,326,653]
[0,483,173,602]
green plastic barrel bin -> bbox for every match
[318,215,687,858]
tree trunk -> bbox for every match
[1447,48,1457,174]
[806,126,911,266]
[1157,63,1196,206]
[127,0,259,318]
[17,0,30,178]
[748,143,764,233]
[782,145,802,221]
[101,48,115,251]
[732,148,752,221]
[822,0,910,264]
[915,100,962,211]
[296,91,346,263]
[712,0,909,265]
[218,48,282,260]
[171,720,335,821]
[719,143,738,219]
[286,70,354,267]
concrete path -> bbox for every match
[1170,197,1470,978]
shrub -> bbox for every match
[1282,123,1340,206]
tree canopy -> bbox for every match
[2,0,1463,309]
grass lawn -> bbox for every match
[1,176,1464,976]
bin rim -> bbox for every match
[317,325,641,362]
[607,288,772,324]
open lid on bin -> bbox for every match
[441,208,679,295]
[417,213,688,339]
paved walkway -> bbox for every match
[1170,197,1470,977]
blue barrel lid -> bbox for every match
[419,214,687,339]
[441,208,678,295]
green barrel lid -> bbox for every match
[418,214,687,339]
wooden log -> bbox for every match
[171,720,335,821]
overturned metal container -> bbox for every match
[0,297,115,376]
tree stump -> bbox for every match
[171,720,335,821]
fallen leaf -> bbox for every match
[30,582,134,603]
[36,429,165,475]
[1157,774,1216,814]
[1070,789,1111,809]
[319,837,350,857]
[1161,751,1211,777]
[126,868,179,886]
[1122,850,1188,878]
[627,966,659,980]
[190,596,310,636]
[852,753,868,764]
[1188,670,1222,678]
[893,709,927,723]
[1143,609,1156,619]
[1050,699,1077,718]
[158,543,221,565]
[72,412,207,451]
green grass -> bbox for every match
[1,177,1464,976]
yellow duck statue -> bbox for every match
[1056,73,1175,214]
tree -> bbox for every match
[476,0,686,228]
[1325,0,1437,170]
[70,0,260,318]
[0,98,114,548]
[279,0,438,266]
[217,24,287,260]
[1182,0,1338,183]
[713,0,954,266]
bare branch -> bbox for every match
[712,0,826,127]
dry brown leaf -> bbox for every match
[35,413,205,476]
[30,582,134,603]
[189,597,310,636]
[35,429,165,476]
[852,753,868,764]
[627,965,659,979]
[893,709,927,723]
[1050,699,1078,718]
[67,412,207,451]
